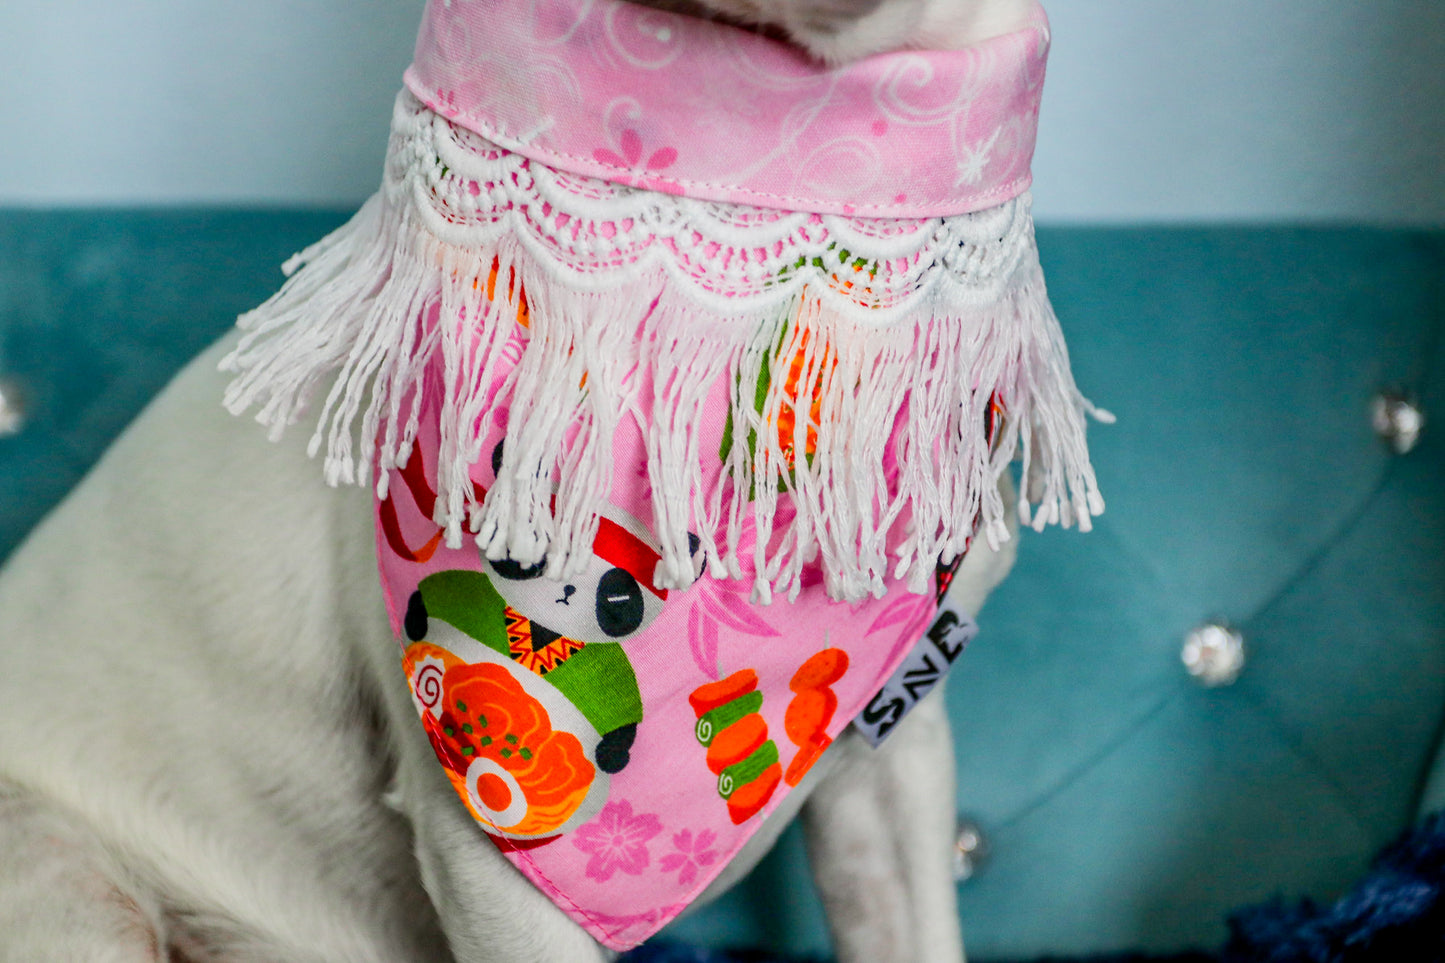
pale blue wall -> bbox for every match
[1034,0,1445,223]
[0,0,423,206]
[2,0,1442,223]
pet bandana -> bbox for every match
[223,0,1105,949]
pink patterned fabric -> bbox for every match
[406,0,1050,218]
[379,351,948,949]
[372,0,1058,949]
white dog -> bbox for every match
[641,0,1035,62]
[0,1,1035,960]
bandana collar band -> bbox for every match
[407,0,1051,219]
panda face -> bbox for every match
[484,549,666,645]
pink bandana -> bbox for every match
[376,362,964,948]
[223,0,1104,950]
[406,0,1050,218]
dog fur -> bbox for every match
[0,2,1027,959]
[641,0,1036,63]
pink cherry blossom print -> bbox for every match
[427,88,460,119]
[659,828,718,887]
[593,129,677,174]
[573,800,663,882]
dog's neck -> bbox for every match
[628,0,1038,63]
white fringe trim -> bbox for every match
[221,181,1106,604]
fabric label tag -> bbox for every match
[853,600,977,748]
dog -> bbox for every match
[0,1,1035,960]
[642,0,1037,63]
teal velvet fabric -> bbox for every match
[948,230,1445,957]
[0,210,348,557]
[1,212,1441,960]
[667,229,1445,959]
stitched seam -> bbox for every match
[506,847,634,947]
[403,73,1032,219]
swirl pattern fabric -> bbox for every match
[408,0,1051,218]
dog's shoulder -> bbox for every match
[0,333,437,961]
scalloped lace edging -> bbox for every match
[221,92,1104,603]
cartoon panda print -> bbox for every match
[473,515,671,769]
[401,497,687,843]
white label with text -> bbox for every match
[853,601,977,748]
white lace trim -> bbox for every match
[392,92,1034,319]
[222,91,1105,603]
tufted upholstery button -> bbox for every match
[953,816,990,882]
[1371,391,1424,454]
[0,377,25,438]
[1181,622,1245,687]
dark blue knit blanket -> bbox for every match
[623,811,1445,963]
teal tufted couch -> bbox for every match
[2,211,1441,960]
